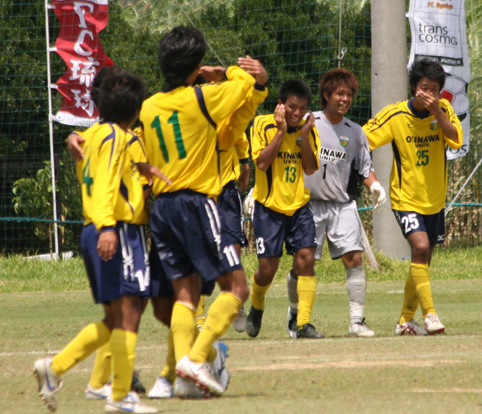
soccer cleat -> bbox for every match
[286,307,298,338]
[424,313,445,335]
[85,383,111,400]
[232,307,247,333]
[174,377,208,399]
[176,356,223,396]
[147,376,173,399]
[32,358,63,413]
[297,323,325,339]
[349,318,375,337]
[212,341,230,392]
[131,370,146,394]
[246,306,264,338]
[105,391,158,413]
[394,319,428,336]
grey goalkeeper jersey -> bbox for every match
[304,111,373,203]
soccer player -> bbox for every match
[66,67,149,400]
[140,26,264,396]
[363,59,463,335]
[33,67,165,413]
[192,61,269,335]
[147,58,268,399]
[246,79,323,339]
[285,68,386,338]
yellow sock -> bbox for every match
[399,267,419,325]
[89,341,112,389]
[297,276,316,328]
[159,329,176,383]
[110,329,137,402]
[250,276,271,310]
[195,295,206,329]
[51,321,110,377]
[411,262,435,318]
[189,293,241,363]
[171,301,196,363]
[207,343,217,364]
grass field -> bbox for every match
[1,247,481,413]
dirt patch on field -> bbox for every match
[232,359,462,371]
[412,388,482,394]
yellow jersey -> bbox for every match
[251,114,320,216]
[218,83,269,186]
[363,99,462,214]
[139,66,255,198]
[77,122,148,230]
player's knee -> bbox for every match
[233,282,250,303]
[411,243,431,262]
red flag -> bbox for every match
[51,0,114,126]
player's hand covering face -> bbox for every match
[413,77,441,113]
[274,103,287,133]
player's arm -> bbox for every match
[362,105,395,151]
[416,91,460,144]
[201,65,254,125]
[255,105,286,171]
[136,162,172,187]
[223,57,269,149]
[66,131,85,161]
[91,133,125,261]
[300,110,318,175]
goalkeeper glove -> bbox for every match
[243,188,255,217]
[370,181,386,209]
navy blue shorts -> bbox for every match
[218,180,246,247]
[149,247,215,298]
[252,201,317,257]
[393,209,445,245]
[150,190,242,285]
[149,247,173,298]
[80,222,151,304]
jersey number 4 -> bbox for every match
[151,111,187,162]
[82,150,93,196]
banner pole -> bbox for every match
[44,0,60,260]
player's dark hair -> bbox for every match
[409,59,446,96]
[318,68,359,109]
[158,26,206,88]
[96,66,146,125]
[278,79,312,104]
[91,65,120,107]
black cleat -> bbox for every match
[131,370,146,394]
[246,306,264,338]
[297,323,325,339]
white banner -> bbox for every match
[407,0,470,159]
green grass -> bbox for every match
[2,244,480,293]
[0,247,481,413]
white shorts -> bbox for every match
[310,199,364,260]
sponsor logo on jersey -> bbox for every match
[339,136,349,147]
[430,120,438,131]
[278,151,301,164]
[405,134,440,148]
[319,147,346,163]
